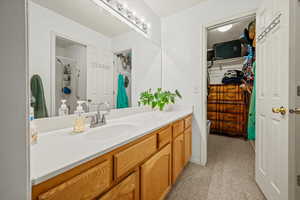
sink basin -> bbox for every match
[84,124,138,140]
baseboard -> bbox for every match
[190,157,203,166]
[249,140,255,152]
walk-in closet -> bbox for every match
[207,15,256,145]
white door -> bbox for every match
[87,46,114,107]
[256,0,292,199]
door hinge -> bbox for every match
[297,175,300,186]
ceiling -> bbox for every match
[31,0,132,37]
[207,17,255,49]
[143,0,206,17]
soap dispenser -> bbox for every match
[73,101,86,134]
[58,99,69,116]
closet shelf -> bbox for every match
[214,57,244,64]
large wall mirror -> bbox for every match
[28,0,162,118]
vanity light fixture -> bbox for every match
[217,24,233,32]
[91,0,150,37]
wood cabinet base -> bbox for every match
[32,115,193,200]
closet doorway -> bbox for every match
[206,15,256,140]
[200,12,264,199]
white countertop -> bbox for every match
[30,106,193,185]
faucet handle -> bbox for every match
[86,114,98,128]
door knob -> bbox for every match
[272,106,287,115]
[289,108,300,114]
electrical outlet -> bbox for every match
[298,175,300,186]
[297,86,300,96]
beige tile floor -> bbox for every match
[166,134,266,200]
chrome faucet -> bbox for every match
[88,102,111,128]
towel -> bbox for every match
[31,74,48,119]
[117,74,129,109]
[247,62,256,140]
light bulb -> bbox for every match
[217,24,232,32]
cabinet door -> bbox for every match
[141,144,172,200]
[172,134,184,183]
[184,128,192,165]
[99,172,139,200]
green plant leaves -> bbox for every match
[138,88,182,111]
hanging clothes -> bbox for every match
[117,74,129,109]
[242,45,255,84]
[31,74,48,118]
[248,62,256,140]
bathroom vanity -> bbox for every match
[31,109,193,200]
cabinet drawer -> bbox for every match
[207,112,244,122]
[38,160,111,200]
[157,126,172,149]
[207,103,245,113]
[114,135,157,179]
[210,120,245,136]
[99,172,138,200]
[184,115,192,129]
[173,120,184,138]
[208,92,243,101]
[210,85,240,93]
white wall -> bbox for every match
[122,0,162,45]
[28,1,112,114]
[162,0,259,164]
[0,0,30,199]
[112,31,162,107]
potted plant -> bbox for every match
[138,88,182,111]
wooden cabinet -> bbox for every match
[114,135,157,179]
[157,126,172,149]
[141,144,172,200]
[172,120,184,138]
[184,127,192,165]
[184,116,192,129]
[37,160,112,200]
[172,134,184,183]
[99,172,139,200]
[208,84,248,137]
[32,115,193,200]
